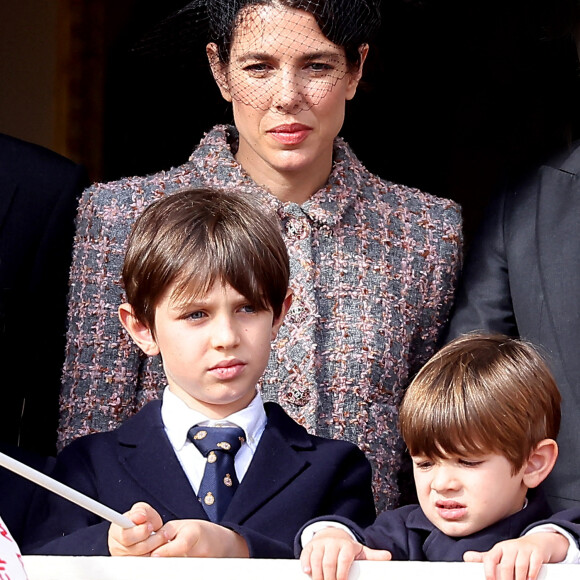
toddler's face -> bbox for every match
[412,452,528,537]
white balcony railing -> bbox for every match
[21,556,578,580]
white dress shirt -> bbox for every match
[161,387,267,493]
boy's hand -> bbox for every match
[300,527,392,580]
[108,502,167,556]
[463,532,570,580]
[150,519,249,558]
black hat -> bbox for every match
[133,0,381,63]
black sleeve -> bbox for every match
[445,189,518,342]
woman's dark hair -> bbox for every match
[207,0,381,68]
[133,0,380,71]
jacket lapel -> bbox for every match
[535,161,580,387]
[114,401,314,524]
[116,402,208,521]
[223,403,311,523]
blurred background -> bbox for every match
[2,0,579,244]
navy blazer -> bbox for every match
[0,133,88,455]
[296,491,580,561]
[23,400,375,557]
[446,142,580,510]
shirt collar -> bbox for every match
[161,387,267,453]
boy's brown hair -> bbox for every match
[122,187,290,331]
[400,333,561,474]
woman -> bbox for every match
[60,0,462,511]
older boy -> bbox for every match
[23,188,375,557]
[299,334,580,580]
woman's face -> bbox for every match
[208,4,367,194]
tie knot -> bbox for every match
[188,425,245,458]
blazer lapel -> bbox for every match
[114,402,313,524]
[535,162,580,386]
[223,404,310,523]
[116,402,208,521]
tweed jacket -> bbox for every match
[60,125,462,511]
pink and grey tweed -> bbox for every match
[59,125,462,511]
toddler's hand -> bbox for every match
[463,532,569,580]
[300,527,391,580]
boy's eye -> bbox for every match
[458,459,483,468]
[239,304,256,314]
[187,311,206,320]
[413,460,433,470]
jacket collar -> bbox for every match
[534,159,580,388]
[191,125,370,227]
[405,489,551,561]
[114,400,315,524]
[116,401,208,520]
[221,402,313,523]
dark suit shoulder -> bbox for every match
[59,400,163,457]
[263,402,368,456]
[499,139,580,226]
[494,140,580,210]
[115,400,163,441]
[263,402,311,446]
[0,133,83,178]
[0,133,78,168]
[543,139,580,175]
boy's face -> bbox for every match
[412,452,528,537]
[128,282,289,418]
